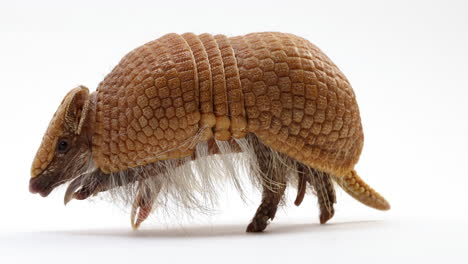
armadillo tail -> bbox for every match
[333,170,390,211]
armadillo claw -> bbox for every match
[294,173,307,206]
[130,192,155,230]
[64,175,103,205]
[64,177,83,205]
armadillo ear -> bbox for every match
[64,85,90,135]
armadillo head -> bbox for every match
[29,86,93,197]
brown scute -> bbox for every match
[198,33,230,141]
[92,32,363,179]
[31,86,89,178]
[92,34,201,173]
[181,33,216,141]
[229,33,363,177]
[214,34,246,139]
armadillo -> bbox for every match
[29,32,390,232]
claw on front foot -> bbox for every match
[131,187,157,230]
[64,177,84,205]
[64,174,105,205]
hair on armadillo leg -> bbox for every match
[293,163,336,224]
[314,172,336,224]
[304,166,336,224]
[246,174,286,232]
[64,151,195,206]
[64,167,140,205]
[246,137,289,233]
[107,137,248,220]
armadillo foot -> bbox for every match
[319,206,335,224]
[64,173,108,205]
[130,183,161,230]
[247,136,288,233]
[64,169,140,205]
[246,201,279,232]
[246,181,286,233]
[314,174,336,225]
[130,194,153,230]
[296,164,336,224]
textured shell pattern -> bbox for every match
[91,32,363,176]
[31,87,89,177]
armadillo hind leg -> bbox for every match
[333,170,390,211]
[246,138,287,233]
[304,166,336,224]
[294,164,336,224]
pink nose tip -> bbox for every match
[29,178,39,194]
[29,177,52,197]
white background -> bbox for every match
[0,0,467,263]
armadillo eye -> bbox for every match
[57,139,69,153]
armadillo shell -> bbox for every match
[92,32,363,176]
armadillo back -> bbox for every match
[230,33,363,176]
[92,32,363,176]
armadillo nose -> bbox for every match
[29,177,40,194]
[29,176,53,197]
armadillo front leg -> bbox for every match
[63,169,136,204]
[64,158,190,204]
[131,181,162,230]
